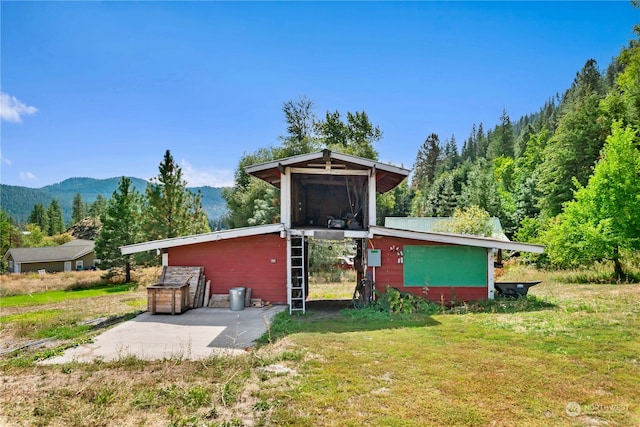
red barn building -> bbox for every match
[122,149,543,313]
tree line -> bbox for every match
[26,194,107,237]
[223,25,640,280]
[380,28,640,280]
[0,150,210,279]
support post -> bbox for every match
[368,172,377,228]
[487,249,495,300]
[281,167,291,229]
[286,233,292,307]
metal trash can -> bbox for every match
[229,287,246,311]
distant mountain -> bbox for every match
[1,177,228,225]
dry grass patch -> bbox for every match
[0,267,161,297]
[0,270,107,296]
[0,343,307,427]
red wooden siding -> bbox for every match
[367,236,488,302]
[168,234,287,304]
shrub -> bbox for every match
[374,286,441,314]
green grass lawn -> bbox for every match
[0,282,145,345]
[0,282,138,308]
[1,270,638,426]
[260,280,640,426]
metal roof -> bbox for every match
[120,223,285,255]
[120,222,543,256]
[3,240,95,263]
[370,226,544,253]
[384,217,510,241]
[245,149,410,194]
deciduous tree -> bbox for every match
[224,98,383,228]
[280,96,320,156]
[316,110,381,160]
[433,205,493,237]
[544,122,640,280]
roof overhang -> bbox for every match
[120,223,285,255]
[245,149,409,193]
[369,226,545,253]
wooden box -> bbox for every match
[147,284,190,314]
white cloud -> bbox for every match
[1,91,38,123]
[20,171,37,181]
[0,152,11,166]
[181,159,234,187]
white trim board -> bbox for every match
[369,226,544,254]
[121,223,285,255]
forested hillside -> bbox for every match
[390,27,640,279]
[1,177,226,224]
[223,26,640,279]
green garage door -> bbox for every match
[404,245,487,287]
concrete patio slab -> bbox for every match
[40,305,287,364]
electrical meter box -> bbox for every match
[367,249,382,267]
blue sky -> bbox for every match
[1,1,638,188]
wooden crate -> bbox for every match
[156,266,205,308]
[147,284,190,314]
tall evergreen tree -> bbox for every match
[46,199,65,235]
[537,59,609,217]
[562,58,603,107]
[423,173,458,217]
[89,194,108,219]
[71,193,86,225]
[28,203,48,231]
[488,109,515,159]
[412,133,442,190]
[460,159,501,217]
[461,124,477,162]
[440,135,460,172]
[143,150,210,241]
[95,177,142,282]
[475,123,489,159]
